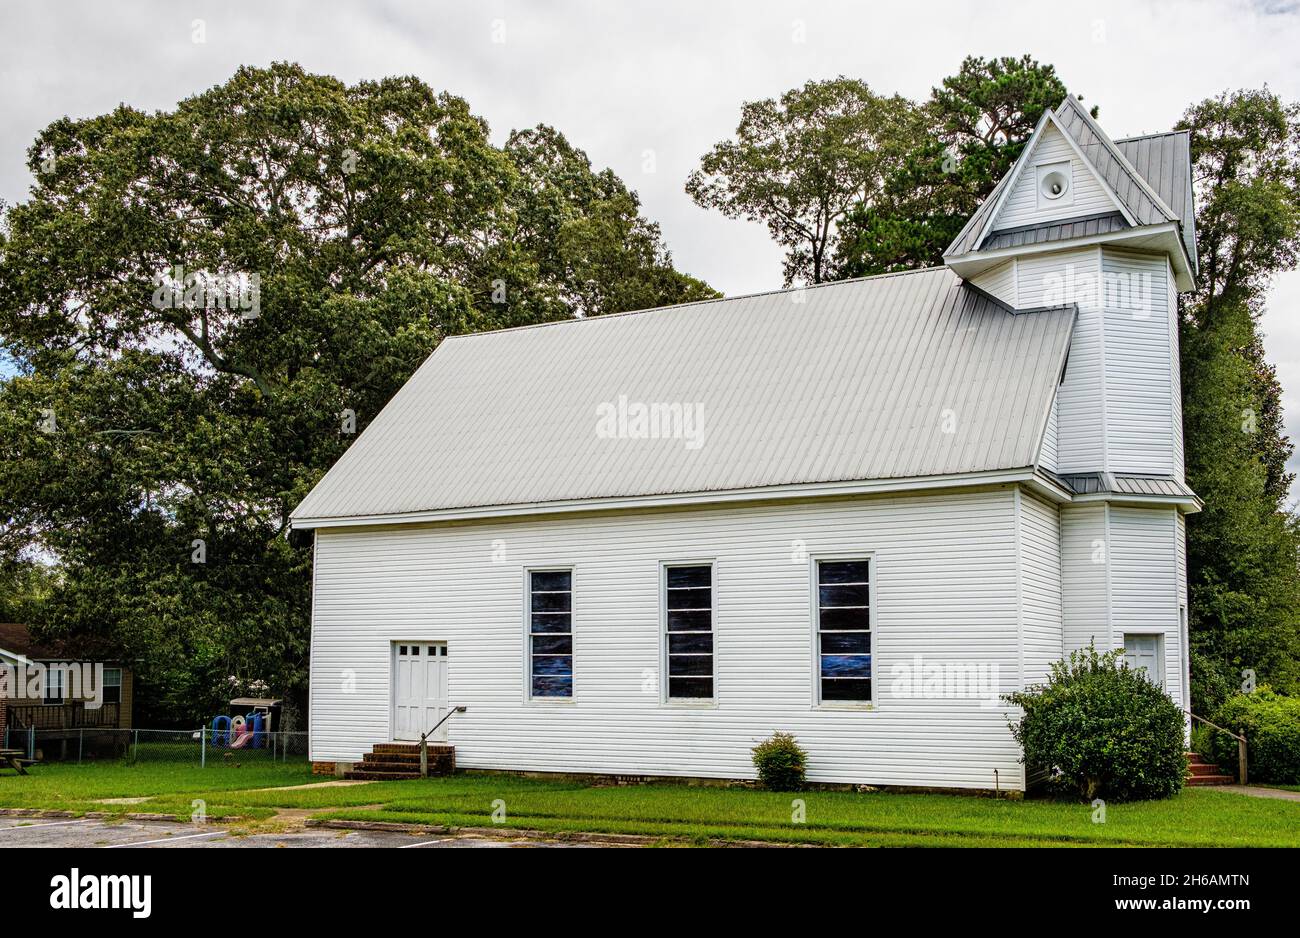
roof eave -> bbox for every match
[947,222,1195,292]
[291,467,1045,530]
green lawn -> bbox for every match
[2,763,1298,846]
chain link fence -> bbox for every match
[2,726,309,766]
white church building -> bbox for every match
[292,95,1199,791]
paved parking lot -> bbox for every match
[0,816,584,848]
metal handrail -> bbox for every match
[419,706,466,777]
[1186,710,1247,785]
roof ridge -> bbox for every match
[1115,129,1189,144]
[446,266,954,341]
[1055,96,1179,222]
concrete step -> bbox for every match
[342,769,423,781]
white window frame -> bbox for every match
[42,664,66,705]
[659,559,717,706]
[523,566,575,704]
[102,667,123,705]
[809,553,875,709]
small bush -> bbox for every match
[1004,644,1186,802]
[751,731,807,791]
[1209,688,1300,785]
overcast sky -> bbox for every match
[3,0,1300,493]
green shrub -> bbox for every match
[751,731,807,791]
[1004,644,1186,802]
[1190,723,1216,761]
[1209,688,1300,785]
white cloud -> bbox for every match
[4,0,1300,493]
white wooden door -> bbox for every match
[392,643,448,741]
[1123,634,1163,687]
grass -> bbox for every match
[3,761,1299,846]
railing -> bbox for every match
[419,706,466,777]
[5,702,123,731]
[1187,710,1247,785]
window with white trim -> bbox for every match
[102,667,122,705]
[664,564,713,699]
[43,665,65,705]
[815,559,872,702]
[528,570,573,698]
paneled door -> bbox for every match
[1122,634,1163,687]
[392,642,448,741]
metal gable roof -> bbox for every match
[946,97,1194,262]
[1052,95,1178,227]
[291,269,1077,523]
[1114,130,1199,273]
[981,211,1128,251]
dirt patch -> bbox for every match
[248,779,374,793]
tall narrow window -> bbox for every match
[665,564,713,699]
[529,570,573,698]
[102,667,123,705]
[816,559,872,702]
[43,665,65,705]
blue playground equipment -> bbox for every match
[209,710,268,749]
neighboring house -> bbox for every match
[0,623,134,744]
[292,96,1199,791]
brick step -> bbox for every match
[362,751,454,765]
[1187,774,1235,786]
[371,743,454,755]
[1188,762,1225,776]
[354,759,447,773]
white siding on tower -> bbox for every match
[1018,248,1103,472]
[1108,506,1183,708]
[1175,511,1189,711]
[995,122,1122,231]
[1169,258,1185,480]
[1038,394,1059,472]
[1018,492,1063,686]
[1102,248,1174,475]
[971,259,1017,306]
[1061,502,1108,654]
[309,488,1029,790]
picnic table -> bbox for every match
[0,748,32,775]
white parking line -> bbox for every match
[105,829,226,848]
[0,819,93,831]
[399,838,454,848]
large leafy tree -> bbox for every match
[834,55,1085,276]
[686,77,924,285]
[1177,89,1300,709]
[0,63,713,724]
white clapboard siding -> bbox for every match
[1018,492,1063,686]
[310,488,1028,790]
[1102,249,1174,475]
[971,259,1017,306]
[995,122,1121,230]
[1108,505,1184,707]
[1060,502,1108,654]
[1038,394,1059,473]
[1175,512,1189,712]
[1017,247,1103,472]
[1168,258,1185,480]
